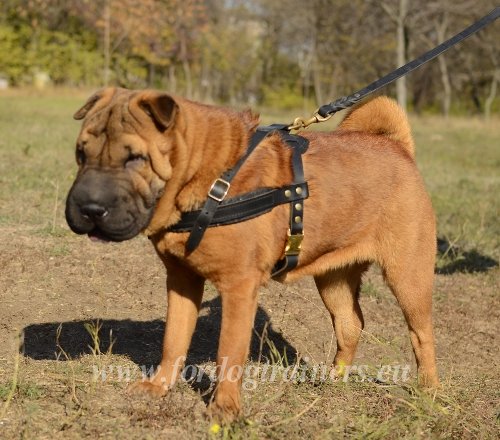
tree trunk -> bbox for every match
[395,0,409,110]
[179,32,192,98]
[182,59,192,99]
[298,47,314,112]
[199,53,210,102]
[313,54,324,109]
[438,55,451,117]
[382,0,409,110]
[484,68,499,120]
[103,0,110,86]
[168,65,177,94]
[435,14,451,118]
[148,63,155,87]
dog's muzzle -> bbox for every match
[65,168,154,242]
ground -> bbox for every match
[0,91,498,439]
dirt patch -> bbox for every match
[0,227,498,438]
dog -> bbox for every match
[65,87,438,421]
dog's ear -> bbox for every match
[139,93,178,132]
[73,90,104,120]
[241,108,260,132]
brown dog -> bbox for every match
[65,88,438,421]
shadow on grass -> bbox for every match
[436,237,498,275]
[22,296,297,368]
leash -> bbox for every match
[289,7,500,131]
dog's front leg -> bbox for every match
[210,277,259,422]
[128,260,204,397]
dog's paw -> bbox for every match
[207,390,241,424]
[127,380,168,398]
[418,372,440,389]
[327,362,347,381]
[207,403,240,425]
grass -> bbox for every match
[413,117,500,262]
[0,91,498,439]
[0,94,80,228]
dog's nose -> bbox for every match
[80,203,109,219]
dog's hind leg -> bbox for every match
[381,236,439,387]
[314,263,369,370]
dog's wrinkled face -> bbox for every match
[65,88,177,242]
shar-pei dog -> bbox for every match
[65,87,438,421]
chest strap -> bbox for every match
[167,124,309,277]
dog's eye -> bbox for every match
[76,148,86,165]
[125,153,148,167]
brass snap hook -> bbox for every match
[288,111,333,132]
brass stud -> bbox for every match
[284,190,292,198]
[295,203,302,211]
[295,187,303,195]
[294,216,302,223]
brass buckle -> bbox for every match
[208,178,230,202]
[284,229,304,256]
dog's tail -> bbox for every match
[337,96,415,158]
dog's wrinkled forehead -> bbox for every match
[74,88,152,164]
[80,89,136,138]
[74,87,176,180]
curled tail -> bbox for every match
[337,96,415,159]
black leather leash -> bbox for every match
[291,7,500,130]
[168,125,309,276]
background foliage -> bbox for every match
[0,0,498,114]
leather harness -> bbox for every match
[167,124,309,277]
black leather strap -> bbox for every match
[317,7,500,118]
[169,182,309,232]
[271,131,308,277]
[184,124,291,253]
[271,253,297,278]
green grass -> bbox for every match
[0,94,82,228]
[413,117,500,261]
